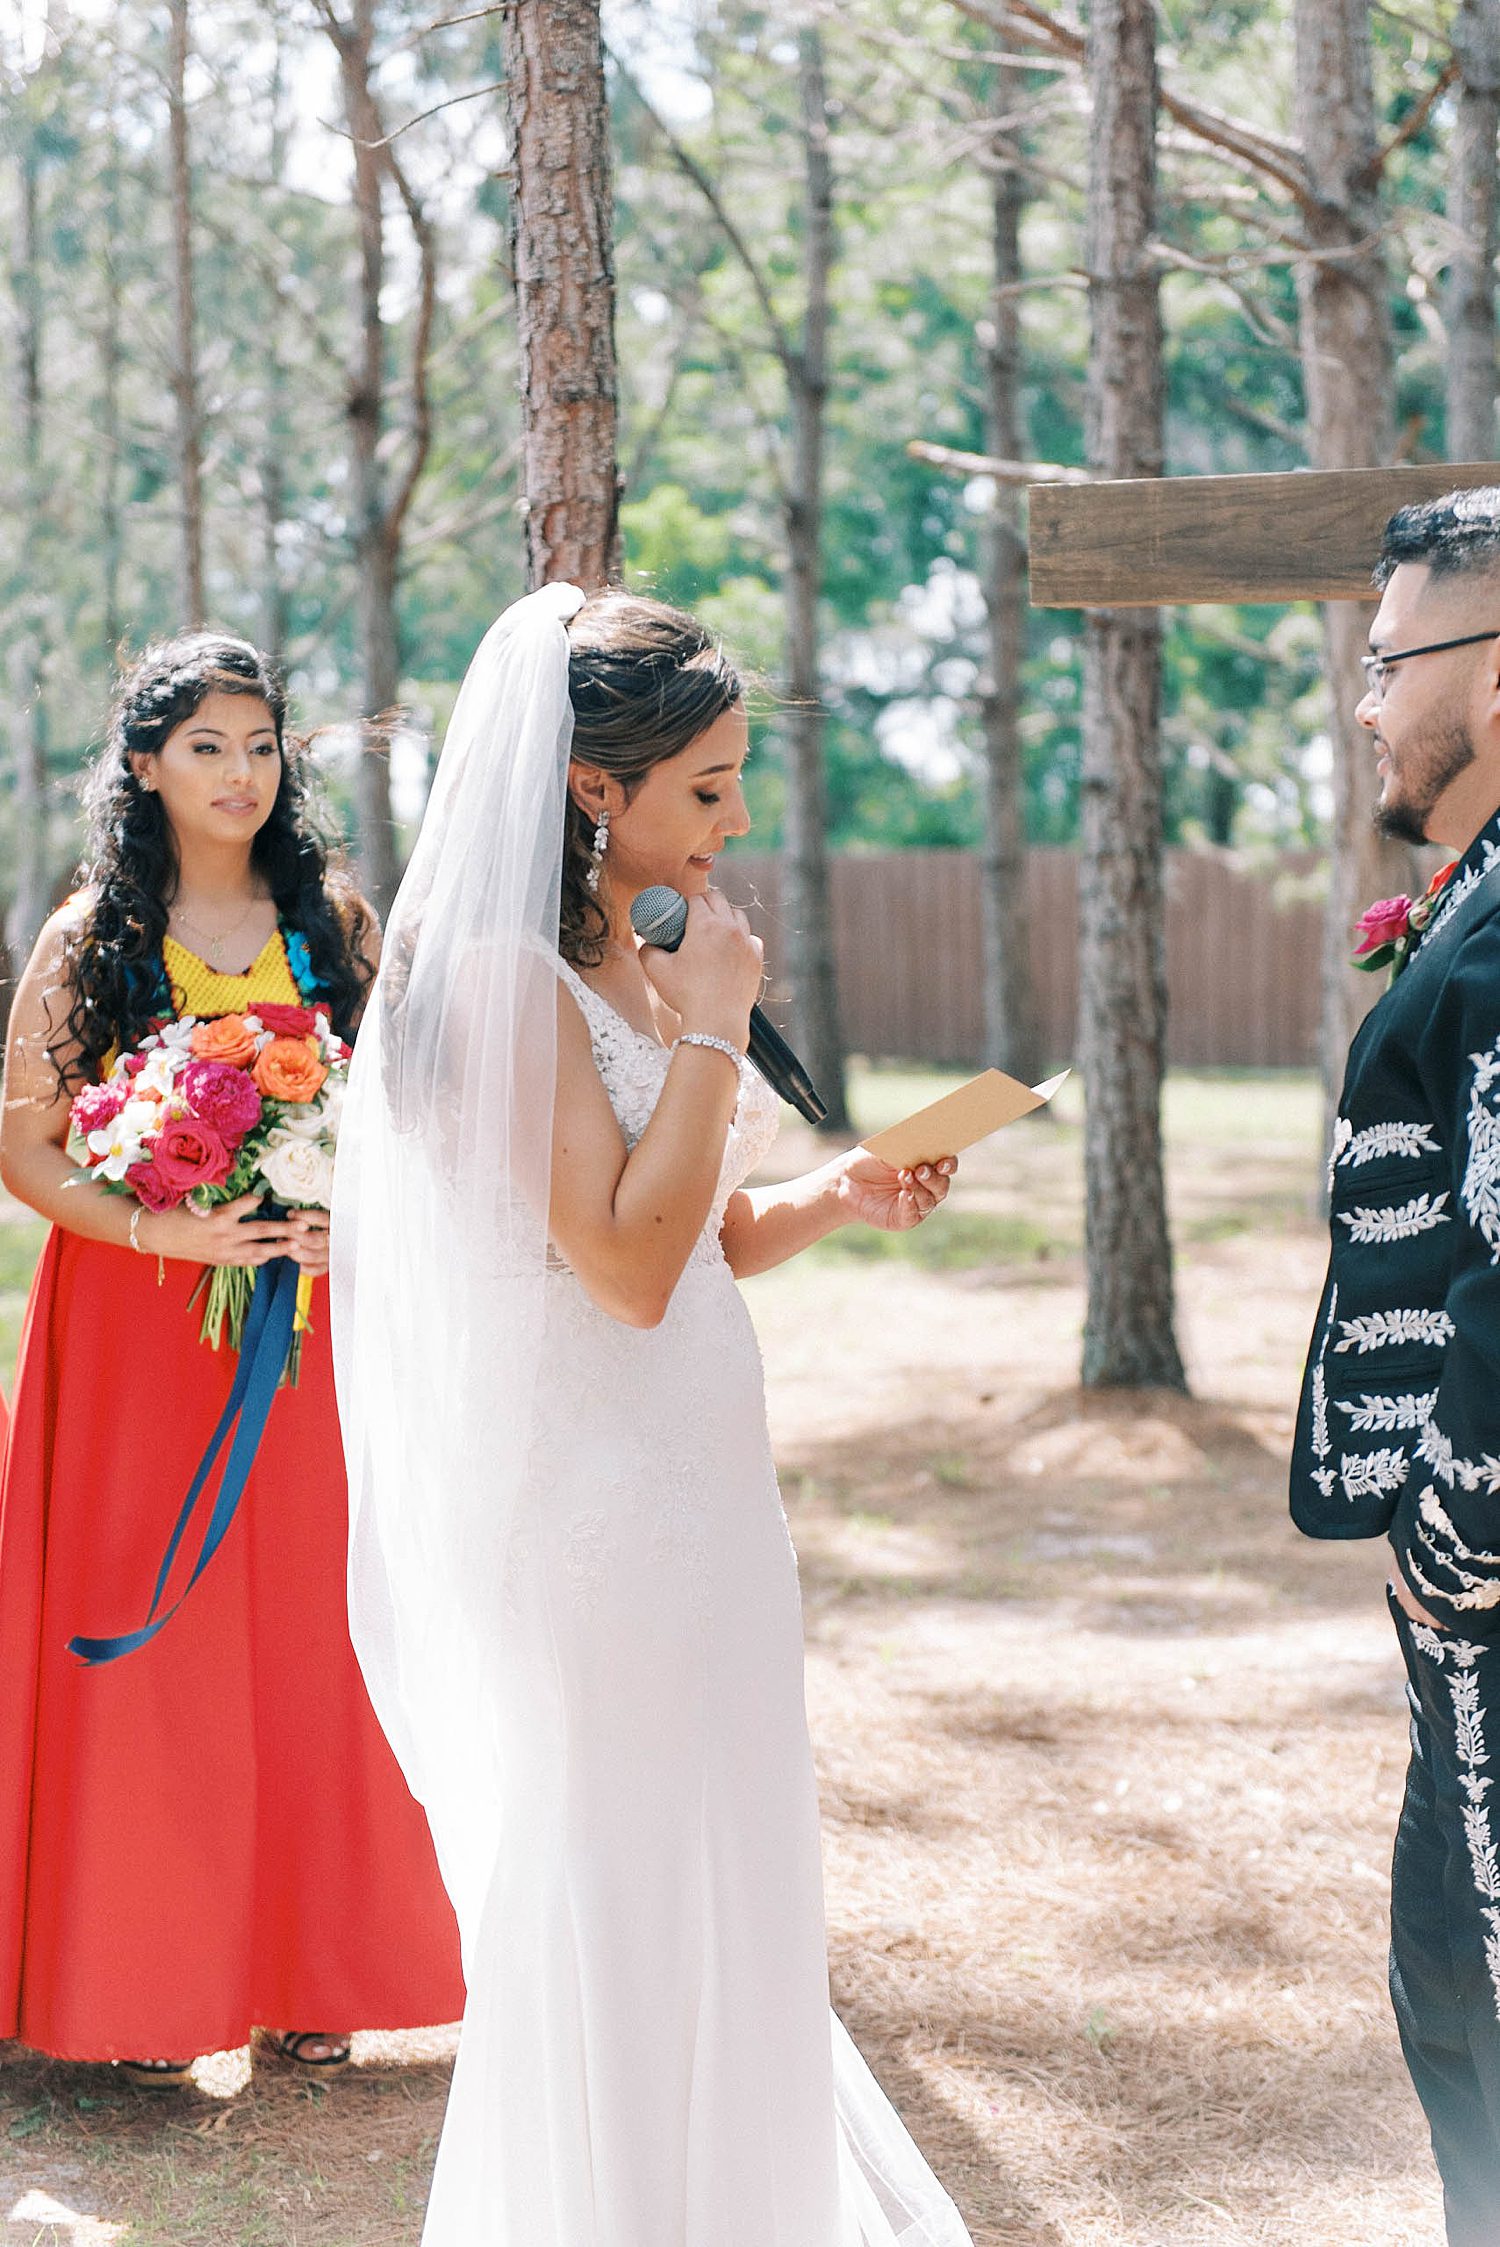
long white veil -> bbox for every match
[330,581,581,1954]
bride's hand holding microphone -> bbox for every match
[635,883,956,1257]
[639,890,764,1053]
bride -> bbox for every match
[332,582,972,2246]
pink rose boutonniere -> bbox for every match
[1352,858,1461,985]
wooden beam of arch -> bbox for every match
[1028,461,1500,607]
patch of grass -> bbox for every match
[806,1208,1060,1270]
[1181,1211,1252,1244]
[0,1212,47,1289]
[1162,1068,1321,1153]
[0,1213,47,1389]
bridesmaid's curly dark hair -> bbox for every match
[563,592,742,967]
[56,630,375,1088]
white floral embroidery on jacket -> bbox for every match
[1334,1307,1456,1355]
[1339,1447,1408,1502]
[1334,1389,1438,1433]
[1337,1120,1441,1169]
[1416,1419,1500,1496]
[1339,1192,1452,1245]
[1424,840,1500,943]
[1464,1037,1500,1265]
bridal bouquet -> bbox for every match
[69,1002,349,1381]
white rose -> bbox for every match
[258,1131,336,1207]
[274,1076,344,1142]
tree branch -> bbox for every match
[378,3,515,63]
[338,77,502,147]
[1370,58,1458,177]
[381,140,438,546]
[607,43,799,372]
[906,439,1096,484]
[949,0,1316,209]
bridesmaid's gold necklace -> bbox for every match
[169,895,267,965]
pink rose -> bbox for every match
[1352,894,1412,957]
[180,1058,262,1144]
[151,1117,234,1195]
[125,1158,185,1213]
[71,1082,128,1140]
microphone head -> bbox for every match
[630,885,689,952]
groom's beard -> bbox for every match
[1374,711,1476,847]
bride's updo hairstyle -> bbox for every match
[57,629,374,1088]
[562,590,741,968]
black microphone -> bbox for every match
[630,885,829,1127]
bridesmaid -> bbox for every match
[0,630,463,2084]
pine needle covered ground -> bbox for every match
[0,1069,1442,2245]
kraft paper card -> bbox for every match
[862,1069,1070,1170]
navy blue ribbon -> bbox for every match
[69,1256,300,1666]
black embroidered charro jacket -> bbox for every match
[1291,805,1500,1634]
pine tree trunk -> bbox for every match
[336,0,402,914]
[781,26,849,1133]
[1293,0,1411,1108]
[1078,0,1185,1390]
[6,137,51,976]
[504,0,620,589]
[978,83,1040,1084]
[167,0,205,627]
[1447,0,1500,459]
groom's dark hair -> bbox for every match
[1375,487,1500,588]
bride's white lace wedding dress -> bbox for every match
[419,960,974,2247]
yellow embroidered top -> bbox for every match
[162,929,301,1020]
[157,928,319,1329]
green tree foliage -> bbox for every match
[0,0,1476,915]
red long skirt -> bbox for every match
[0,1229,464,2060]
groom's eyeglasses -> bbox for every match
[1361,629,1500,700]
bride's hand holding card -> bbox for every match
[836,1068,1068,1233]
[861,1067,1070,1173]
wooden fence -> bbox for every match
[716,847,1326,1070]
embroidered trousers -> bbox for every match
[1389,1591,1500,2244]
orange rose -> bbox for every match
[189,1014,258,1068]
[252,1035,329,1105]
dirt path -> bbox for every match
[1,1072,1444,2244]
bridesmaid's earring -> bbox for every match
[586,807,610,895]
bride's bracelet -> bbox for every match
[671,1032,743,1069]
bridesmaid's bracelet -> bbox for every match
[671,1032,742,1070]
[128,1203,166,1286]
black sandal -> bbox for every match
[118,2056,194,2089]
[267,2030,352,2073]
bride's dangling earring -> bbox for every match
[586,807,610,895]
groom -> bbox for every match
[1291,486,1500,2243]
